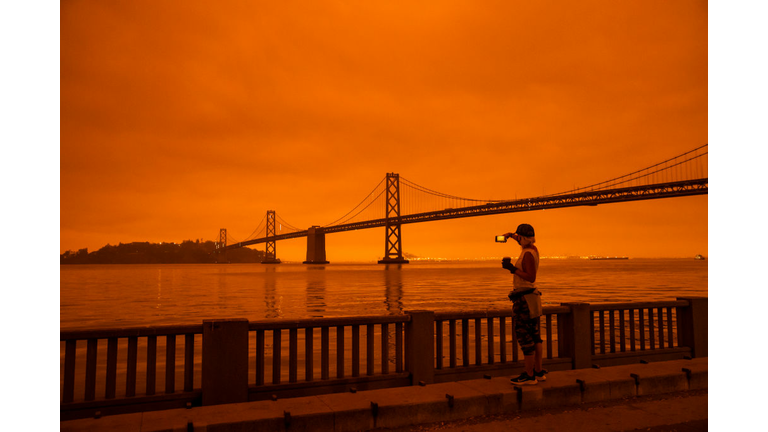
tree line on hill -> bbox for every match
[60,240,265,264]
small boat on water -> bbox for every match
[694,254,706,260]
[588,256,629,260]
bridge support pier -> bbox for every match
[303,226,329,264]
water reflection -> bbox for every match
[306,266,327,317]
[156,268,162,311]
[263,267,282,318]
[215,265,229,306]
[60,260,707,329]
[384,264,404,314]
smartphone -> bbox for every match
[495,235,507,243]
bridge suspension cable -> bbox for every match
[321,177,386,227]
[242,213,267,242]
[275,214,303,233]
[399,177,502,204]
[399,176,502,216]
[546,143,708,197]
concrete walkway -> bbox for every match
[61,358,707,432]
[379,390,707,431]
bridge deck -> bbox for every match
[223,178,707,250]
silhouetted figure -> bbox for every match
[501,223,545,385]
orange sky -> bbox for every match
[60,0,708,261]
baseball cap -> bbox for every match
[515,223,535,237]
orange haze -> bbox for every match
[61,0,707,261]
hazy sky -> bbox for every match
[60,0,708,261]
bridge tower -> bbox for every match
[378,173,409,264]
[262,210,282,264]
[215,228,228,263]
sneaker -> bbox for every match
[510,372,538,385]
[534,369,548,381]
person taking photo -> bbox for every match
[501,223,546,385]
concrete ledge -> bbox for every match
[367,382,489,429]
[550,366,637,403]
[316,391,376,431]
[61,412,144,432]
[681,357,708,390]
[61,358,708,432]
[139,395,336,432]
[629,362,689,396]
[456,377,519,413]
[516,377,582,410]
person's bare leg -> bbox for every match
[524,354,535,375]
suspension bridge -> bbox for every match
[215,144,708,264]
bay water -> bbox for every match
[61,259,707,330]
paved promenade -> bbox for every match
[383,390,707,431]
[61,358,707,431]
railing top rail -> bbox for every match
[247,314,411,330]
[589,300,689,311]
[61,324,203,341]
[59,299,699,340]
[434,305,570,320]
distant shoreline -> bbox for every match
[59,240,264,265]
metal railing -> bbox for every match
[60,324,202,419]
[431,306,572,383]
[61,297,707,420]
[246,315,411,401]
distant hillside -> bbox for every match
[60,240,264,264]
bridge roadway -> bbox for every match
[222,178,708,251]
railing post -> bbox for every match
[202,319,249,406]
[676,297,708,358]
[560,303,592,370]
[405,310,434,385]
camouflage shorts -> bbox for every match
[513,298,543,355]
